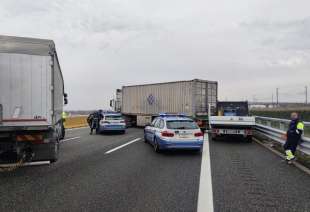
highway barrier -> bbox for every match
[64,116,88,129]
[255,116,310,157]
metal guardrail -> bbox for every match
[255,116,310,155]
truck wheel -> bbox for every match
[50,141,60,163]
[144,134,148,143]
[211,134,218,141]
[246,136,253,143]
[60,124,65,140]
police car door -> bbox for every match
[146,118,157,142]
[149,118,160,144]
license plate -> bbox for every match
[179,133,191,138]
[221,129,244,134]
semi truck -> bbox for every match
[209,101,255,142]
[112,79,218,128]
[0,35,68,165]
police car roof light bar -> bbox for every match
[159,113,187,117]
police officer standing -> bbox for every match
[284,112,304,164]
[89,110,103,135]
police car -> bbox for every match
[98,111,126,134]
[144,113,204,152]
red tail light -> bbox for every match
[161,131,174,137]
[194,132,203,137]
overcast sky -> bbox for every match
[1,0,310,109]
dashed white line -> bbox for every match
[197,133,214,212]
[61,136,81,143]
[66,127,88,131]
[105,138,141,154]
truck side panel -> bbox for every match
[0,53,52,124]
[52,54,64,125]
[122,81,201,117]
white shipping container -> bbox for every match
[0,35,65,127]
[121,79,217,117]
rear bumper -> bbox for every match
[99,125,126,132]
[157,137,203,150]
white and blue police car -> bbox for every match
[144,113,204,152]
[98,111,126,134]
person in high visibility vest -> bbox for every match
[284,112,304,164]
[61,111,67,121]
[60,111,67,139]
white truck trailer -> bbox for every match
[115,79,218,127]
[0,35,68,164]
[209,101,255,142]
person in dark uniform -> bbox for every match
[88,110,103,135]
[284,112,304,164]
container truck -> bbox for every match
[0,35,68,165]
[209,101,255,142]
[115,79,218,128]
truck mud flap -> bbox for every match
[31,142,58,162]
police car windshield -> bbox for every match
[105,115,123,120]
[166,120,199,130]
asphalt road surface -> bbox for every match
[0,128,310,212]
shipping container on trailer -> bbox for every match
[117,79,218,127]
[0,35,67,165]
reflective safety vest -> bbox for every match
[61,112,67,119]
[297,122,304,131]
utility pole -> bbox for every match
[276,88,279,106]
[306,86,308,104]
[272,93,274,105]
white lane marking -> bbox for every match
[0,161,50,168]
[22,161,51,167]
[61,136,81,143]
[197,133,214,212]
[105,138,141,154]
[66,127,88,131]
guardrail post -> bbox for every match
[279,122,285,131]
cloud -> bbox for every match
[240,17,310,51]
[1,0,310,109]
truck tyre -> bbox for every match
[246,136,253,143]
[60,124,65,140]
[144,134,148,143]
[212,134,218,141]
[50,140,60,163]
